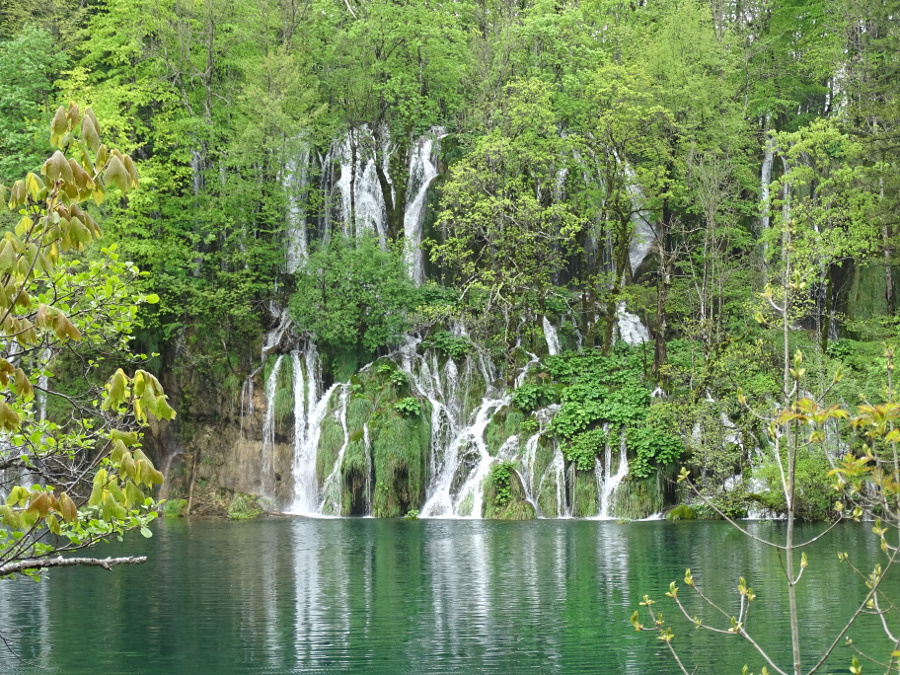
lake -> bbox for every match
[0,518,893,674]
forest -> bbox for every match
[0,0,898,523]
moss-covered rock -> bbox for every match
[340,397,377,515]
[482,461,536,520]
[371,409,431,517]
[572,469,599,517]
[316,414,345,485]
[613,473,666,520]
[667,504,697,520]
[485,406,525,456]
[536,466,563,517]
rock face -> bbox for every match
[157,377,298,512]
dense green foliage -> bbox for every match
[289,236,417,358]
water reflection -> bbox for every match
[0,519,893,674]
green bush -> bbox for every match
[489,460,517,506]
[561,428,607,471]
[426,331,471,360]
[626,425,683,478]
[227,493,265,520]
[162,499,189,517]
[667,504,697,521]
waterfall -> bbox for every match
[403,128,446,285]
[334,127,388,246]
[262,303,292,357]
[622,164,655,276]
[596,429,629,519]
[289,343,336,516]
[515,351,539,388]
[538,445,570,518]
[615,302,650,346]
[273,335,641,519]
[285,146,311,273]
[420,396,509,518]
[319,386,350,515]
[363,423,372,516]
[291,349,307,476]
[261,355,285,496]
[542,316,560,356]
[519,433,541,513]
[240,376,254,438]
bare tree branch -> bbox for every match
[0,556,147,577]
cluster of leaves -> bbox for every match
[626,425,683,479]
[424,331,470,361]
[561,428,608,472]
[394,397,421,417]
[488,460,517,507]
[531,349,681,474]
[511,382,555,413]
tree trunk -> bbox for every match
[653,230,672,383]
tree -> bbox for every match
[0,103,173,580]
[430,79,583,357]
[289,234,418,362]
[574,64,673,353]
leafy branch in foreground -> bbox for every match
[0,102,174,581]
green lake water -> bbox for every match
[0,518,894,674]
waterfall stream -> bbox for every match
[597,429,629,519]
[542,317,560,356]
[404,128,446,285]
[261,355,285,497]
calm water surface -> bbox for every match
[0,518,893,674]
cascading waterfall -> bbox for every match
[319,386,350,515]
[267,125,664,519]
[290,343,335,516]
[420,396,509,518]
[261,355,285,497]
[262,304,292,356]
[518,433,541,512]
[279,336,635,518]
[538,446,570,518]
[616,160,655,276]
[615,302,650,346]
[596,429,629,519]
[403,128,446,285]
[334,127,388,245]
[285,146,311,273]
[542,316,560,356]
